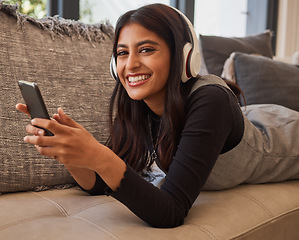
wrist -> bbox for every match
[95,145,127,191]
[64,165,96,190]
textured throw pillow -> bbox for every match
[199,31,273,76]
[0,4,115,193]
[233,52,299,112]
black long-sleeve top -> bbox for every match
[82,84,244,228]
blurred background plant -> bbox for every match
[3,0,93,22]
[80,0,93,23]
[3,0,46,18]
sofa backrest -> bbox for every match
[0,3,115,193]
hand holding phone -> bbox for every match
[18,80,54,136]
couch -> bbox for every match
[1,3,299,239]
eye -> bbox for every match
[139,47,156,54]
[116,50,128,57]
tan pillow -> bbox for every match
[0,4,115,193]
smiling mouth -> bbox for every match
[128,74,151,84]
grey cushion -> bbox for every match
[199,31,273,76]
[233,52,299,111]
[0,7,115,193]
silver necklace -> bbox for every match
[148,115,162,161]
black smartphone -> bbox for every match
[18,80,54,136]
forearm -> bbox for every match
[65,144,126,192]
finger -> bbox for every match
[52,113,61,123]
[16,103,30,117]
[26,124,45,136]
[34,145,56,158]
[57,108,82,128]
[31,118,66,135]
[24,135,54,147]
[52,113,68,126]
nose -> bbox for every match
[126,52,141,70]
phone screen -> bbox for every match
[18,80,54,136]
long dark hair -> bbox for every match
[107,4,191,172]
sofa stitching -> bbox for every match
[226,207,299,240]
[0,215,118,239]
[231,190,273,217]
[68,199,116,216]
[32,192,116,216]
[32,192,69,217]
[0,215,62,231]
[187,223,217,240]
[73,215,120,240]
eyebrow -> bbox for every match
[117,40,159,49]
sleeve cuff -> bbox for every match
[105,164,129,196]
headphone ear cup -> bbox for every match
[181,42,192,83]
[169,6,201,82]
[189,49,201,78]
[110,55,118,81]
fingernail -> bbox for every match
[38,130,44,136]
[24,136,28,142]
[31,119,36,125]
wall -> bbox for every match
[276,0,299,63]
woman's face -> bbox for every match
[116,23,171,115]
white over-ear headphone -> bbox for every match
[110,5,201,83]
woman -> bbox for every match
[16,4,299,228]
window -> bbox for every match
[80,0,170,27]
[194,0,248,37]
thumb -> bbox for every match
[57,108,82,128]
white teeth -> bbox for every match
[128,75,150,83]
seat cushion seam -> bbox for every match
[32,192,69,216]
[69,199,116,216]
[228,207,299,240]
[231,190,273,217]
[187,223,218,240]
[33,192,116,216]
[73,215,120,240]
[0,215,60,231]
